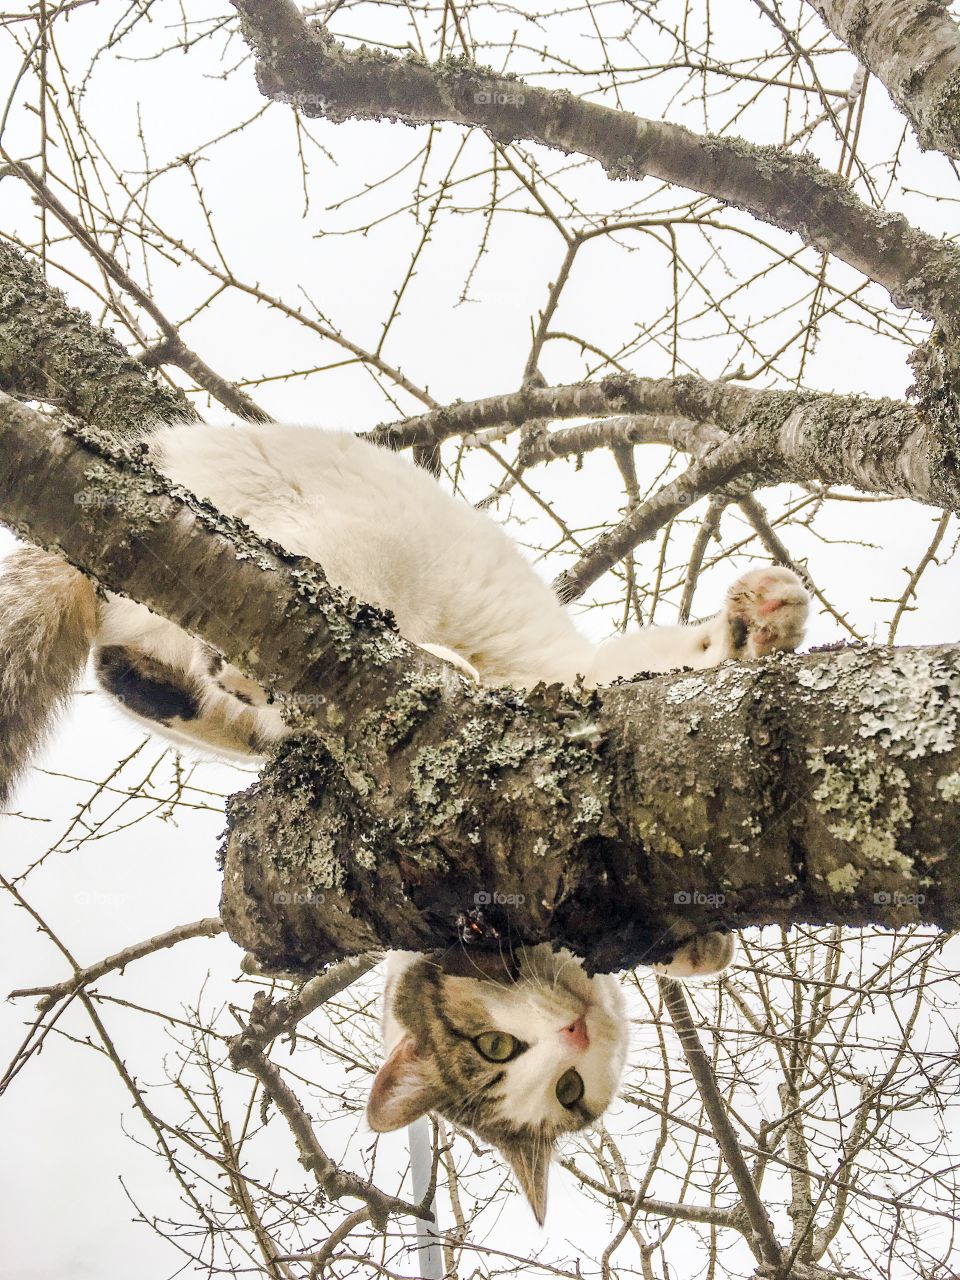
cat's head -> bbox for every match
[367,944,628,1222]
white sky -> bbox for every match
[2,2,959,1277]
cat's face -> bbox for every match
[367,945,628,1222]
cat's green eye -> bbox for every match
[556,1068,584,1108]
[473,1031,520,1062]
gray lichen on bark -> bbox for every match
[220,643,960,975]
[0,240,192,438]
[807,0,960,162]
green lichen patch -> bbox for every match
[809,745,912,872]
[826,863,864,895]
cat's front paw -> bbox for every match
[654,931,736,979]
[724,567,809,659]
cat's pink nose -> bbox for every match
[560,1015,589,1052]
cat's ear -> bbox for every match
[500,1140,553,1225]
[366,1036,433,1132]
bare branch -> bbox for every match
[234,0,960,337]
[9,916,225,1009]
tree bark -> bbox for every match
[807,0,960,162]
[221,641,960,973]
[232,0,960,341]
[0,239,193,437]
[370,373,960,516]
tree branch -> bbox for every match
[219,638,960,973]
[553,435,754,602]
[370,373,958,514]
[658,976,783,1267]
[2,161,270,423]
[807,0,960,161]
[232,0,960,339]
[0,239,193,437]
[229,1003,430,1227]
[8,916,225,1010]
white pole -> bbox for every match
[408,1116,444,1279]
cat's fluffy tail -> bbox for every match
[0,547,97,806]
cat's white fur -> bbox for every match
[101,423,804,695]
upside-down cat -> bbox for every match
[0,423,808,1219]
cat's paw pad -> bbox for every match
[654,931,736,979]
[725,567,808,658]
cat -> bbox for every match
[0,422,809,1220]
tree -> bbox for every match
[2,2,960,1277]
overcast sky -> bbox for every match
[2,3,959,1277]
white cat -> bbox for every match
[92,424,807,753]
[0,422,809,1221]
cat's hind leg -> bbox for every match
[94,641,284,759]
[94,597,284,759]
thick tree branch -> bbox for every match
[218,639,960,973]
[233,0,960,339]
[0,239,193,437]
[807,0,960,161]
[370,374,958,514]
[3,393,960,974]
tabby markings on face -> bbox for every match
[367,945,628,1223]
